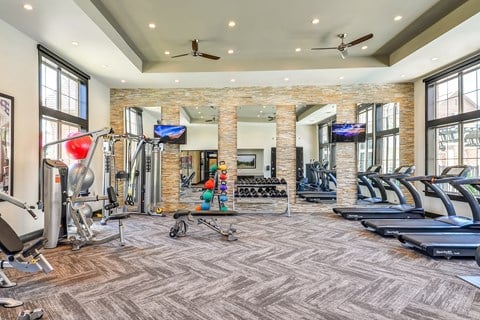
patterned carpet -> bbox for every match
[2,208,480,320]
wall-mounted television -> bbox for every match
[331,123,366,143]
[153,125,187,144]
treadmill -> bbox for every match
[397,177,480,258]
[357,164,388,204]
[302,165,380,203]
[362,165,474,236]
[333,165,423,220]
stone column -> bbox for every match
[160,106,180,212]
[217,104,237,210]
[276,105,297,205]
[335,94,358,206]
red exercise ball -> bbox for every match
[64,132,92,160]
[219,173,227,180]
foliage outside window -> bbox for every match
[38,45,89,165]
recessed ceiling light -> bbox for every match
[339,76,344,80]
[230,79,236,82]
[311,18,320,24]
[260,110,264,113]
[121,79,126,83]
[394,15,402,21]
[71,41,79,46]
[361,46,368,50]
[174,79,179,83]
[148,23,156,29]
[431,57,438,61]
[164,51,170,55]
[227,49,234,54]
[295,48,301,52]
[23,4,33,10]
[401,74,406,78]
[101,64,108,68]
[228,21,236,27]
[284,77,289,81]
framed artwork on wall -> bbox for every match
[0,92,13,195]
[237,154,256,169]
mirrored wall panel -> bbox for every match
[179,106,218,202]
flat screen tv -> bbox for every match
[331,123,366,143]
[153,125,187,144]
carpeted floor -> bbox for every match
[2,208,480,320]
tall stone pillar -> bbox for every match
[276,105,297,205]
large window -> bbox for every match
[38,45,89,163]
[425,55,480,180]
[318,119,335,168]
[357,103,399,173]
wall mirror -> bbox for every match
[179,106,218,202]
[237,105,276,180]
[296,104,337,203]
[0,93,13,196]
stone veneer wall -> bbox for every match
[109,83,414,213]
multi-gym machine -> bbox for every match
[40,127,127,251]
[102,134,164,221]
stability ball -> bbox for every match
[68,163,95,194]
[64,132,92,160]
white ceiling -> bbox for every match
[0,0,479,89]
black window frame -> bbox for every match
[424,54,480,200]
[38,45,90,161]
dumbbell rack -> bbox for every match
[233,179,291,217]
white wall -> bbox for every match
[296,124,319,171]
[181,124,218,150]
[0,19,110,235]
[238,122,275,176]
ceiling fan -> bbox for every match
[171,39,221,60]
[311,33,373,59]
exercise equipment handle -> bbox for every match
[26,208,38,220]
[36,253,54,273]
[0,192,38,220]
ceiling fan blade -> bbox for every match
[192,39,199,52]
[171,53,190,58]
[311,47,337,50]
[346,33,373,47]
[198,52,221,60]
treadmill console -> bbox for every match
[441,165,472,177]
[397,165,415,175]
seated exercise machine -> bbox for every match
[0,193,52,318]
[169,211,237,241]
[397,177,480,258]
[333,165,422,220]
[41,128,128,251]
[362,165,474,236]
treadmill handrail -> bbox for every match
[450,178,480,186]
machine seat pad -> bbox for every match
[0,217,24,256]
[173,211,191,219]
